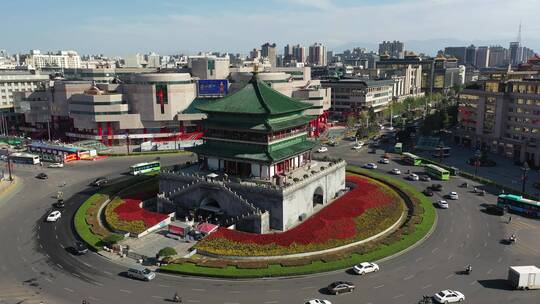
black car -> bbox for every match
[430,183,443,191]
[92,177,108,187]
[327,281,355,295]
[54,199,65,209]
[74,242,89,255]
[422,189,434,197]
[36,173,48,179]
[485,204,505,216]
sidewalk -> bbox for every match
[418,145,540,196]
[0,176,21,203]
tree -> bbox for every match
[346,114,357,129]
[368,107,376,126]
[102,233,124,246]
[358,111,368,127]
[158,247,177,258]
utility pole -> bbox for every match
[126,133,130,155]
[47,120,51,141]
[6,148,12,181]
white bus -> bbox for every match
[9,152,40,165]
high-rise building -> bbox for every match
[444,47,467,65]
[189,55,230,80]
[249,48,261,60]
[0,70,50,108]
[261,42,277,67]
[465,45,477,66]
[308,43,327,66]
[25,50,82,69]
[378,41,404,59]
[292,44,306,63]
[488,46,509,67]
[476,46,490,68]
[284,44,292,61]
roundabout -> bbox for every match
[0,151,539,304]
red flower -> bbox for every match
[114,199,168,227]
[206,175,395,246]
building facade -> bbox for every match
[455,65,540,166]
[321,78,394,118]
[378,41,404,59]
[25,50,81,69]
[0,70,50,109]
[308,43,327,66]
[189,55,230,80]
[261,43,277,68]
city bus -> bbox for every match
[497,194,540,218]
[129,161,161,175]
[424,164,450,180]
[394,142,403,153]
[9,152,40,165]
[402,152,423,166]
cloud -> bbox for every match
[277,0,333,9]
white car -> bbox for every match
[433,290,465,303]
[437,200,449,209]
[363,163,377,169]
[317,146,328,153]
[46,210,62,222]
[449,191,459,200]
[352,142,364,150]
[304,300,332,304]
[408,173,419,181]
[391,168,401,175]
[352,262,380,275]
[48,163,64,168]
[378,158,390,164]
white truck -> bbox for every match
[508,266,540,290]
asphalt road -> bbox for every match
[0,148,538,304]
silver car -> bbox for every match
[127,266,156,281]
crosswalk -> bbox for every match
[509,220,536,231]
[0,286,44,304]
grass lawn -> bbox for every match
[160,166,437,278]
[74,193,108,251]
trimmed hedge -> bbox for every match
[159,167,437,278]
[74,194,109,251]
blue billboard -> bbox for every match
[197,79,229,97]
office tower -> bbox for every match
[309,43,327,66]
[261,42,277,67]
[378,41,404,59]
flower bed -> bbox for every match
[195,174,404,256]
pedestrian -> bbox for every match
[508,216,512,224]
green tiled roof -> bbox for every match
[180,98,214,114]
[196,75,313,115]
[267,115,315,131]
[189,140,315,163]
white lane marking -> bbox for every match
[152,296,165,299]
[403,274,415,280]
[374,284,385,289]
[56,263,63,269]
[475,253,481,258]
[88,296,100,301]
[228,291,241,294]
[44,277,52,283]
[487,269,493,274]
[119,289,132,294]
[30,266,38,273]
[60,244,65,249]
[469,281,477,286]
[21,256,26,262]
[71,273,81,278]
[449,227,454,233]
[93,281,103,287]
[483,241,488,247]
[264,301,279,304]
[64,287,74,293]
[445,273,454,279]
[186,301,201,303]
[36,234,40,240]
[17,246,22,252]
[40,244,44,249]
[422,284,432,289]
[266,289,280,292]
[55,235,58,239]
[393,294,405,299]
[82,262,91,267]
[427,265,436,270]
[415,257,423,262]
[431,247,439,253]
[447,254,454,260]
[191,288,206,292]
[487,231,491,237]
[466,233,470,239]
[158,284,171,288]
[224,302,240,304]
[103,270,112,275]
[443,237,448,243]
[301,286,315,290]
[459,243,464,248]
[497,257,503,263]
[468,224,472,229]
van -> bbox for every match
[127,266,156,281]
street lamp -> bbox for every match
[473,149,481,176]
[521,162,530,194]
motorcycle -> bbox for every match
[480,190,486,196]
[509,235,516,244]
[418,295,432,304]
[465,266,472,275]
[172,293,182,303]
[460,182,468,188]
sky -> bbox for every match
[1,0,539,56]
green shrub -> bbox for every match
[102,233,124,245]
[158,247,178,257]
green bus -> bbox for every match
[130,161,161,175]
[394,142,403,153]
[402,152,423,166]
[497,194,540,218]
[424,164,450,180]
